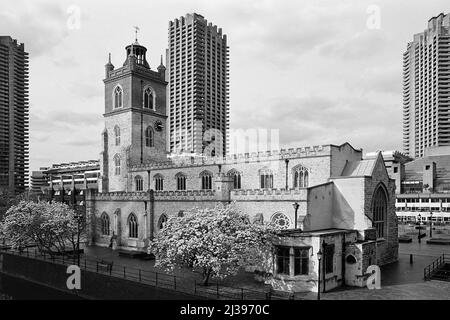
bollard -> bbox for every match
[410,254,413,264]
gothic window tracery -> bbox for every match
[113,86,123,109]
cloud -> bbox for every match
[65,138,100,147]
[231,93,402,152]
[318,30,390,61]
[68,82,102,100]
[31,111,102,130]
[0,0,69,57]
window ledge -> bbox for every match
[274,274,311,281]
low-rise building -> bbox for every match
[394,146,450,224]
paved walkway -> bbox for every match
[83,239,450,300]
[323,235,450,300]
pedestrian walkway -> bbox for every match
[83,241,450,300]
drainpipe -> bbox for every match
[149,189,155,240]
[342,233,346,286]
[285,159,289,190]
[140,80,144,164]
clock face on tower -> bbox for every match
[155,120,163,132]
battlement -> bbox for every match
[106,61,164,82]
[130,144,331,171]
[92,191,149,201]
[154,190,216,201]
[231,188,308,201]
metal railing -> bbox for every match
[0,247,300,300]
[424,254,450,280]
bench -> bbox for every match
[97,259,113,273]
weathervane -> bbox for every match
[133,26,140,42]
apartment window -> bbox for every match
[135,175,143,191]
[113,86,123,109]
[372,186,387,239]
[154,174,164,191]
[128,213,138,238]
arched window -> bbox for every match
[259,168,273,189]
[154,174,164,191]
[372,185,387,239]
[293,165,309,188]
[271,212,291,230]
[128,213,138,238]
[114,154,121,175]
[253,213,264,224]
[101,212,110,236]
[145,126,154,147]
[114,126,120,146]
[176,172,187,190]
[227,169,242,189]
[158,214,168,230]
[113,86,123,109]
[135,175,143,191]
[143,87,154,110]
[200,170,213,190]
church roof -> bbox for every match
[341,158,377,177]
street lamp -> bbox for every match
[292,202,300,229]
[317,248,323,301]
[418,213,422,243]
[429,211,433,238]
[74,211,83,266]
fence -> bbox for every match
[0,247,301,300]
[423,254,450,280]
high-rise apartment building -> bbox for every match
[167,13,229,156]
[0,36,29,194]
[403,13,450,158]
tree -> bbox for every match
[149,203,279,286]
[0,201,86,256]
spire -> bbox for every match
[106,53,113,66]
[105,52,114,78]
[133,26,140,45]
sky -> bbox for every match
[1,0,449,172]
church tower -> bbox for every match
[99,37,168,193]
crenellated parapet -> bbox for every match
[93,191,149,201]
[129,144,331,172]
[230,188,308,201]
[154,190,216,201]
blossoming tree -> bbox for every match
[0,201,85,256]
[149,203,279,286]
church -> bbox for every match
[85,39,398,293]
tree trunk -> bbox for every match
[202,268,212,286]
